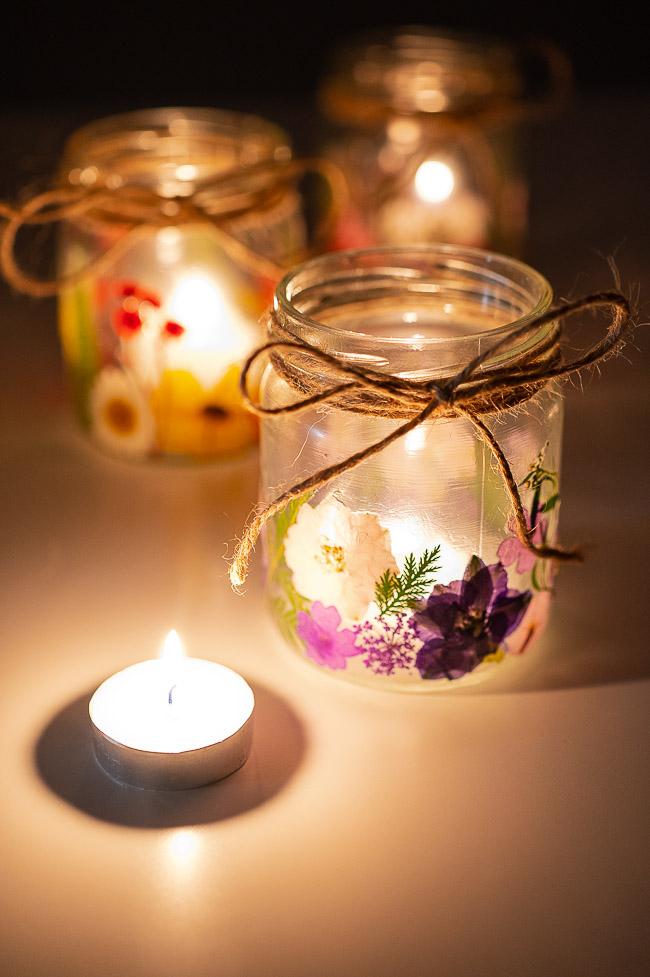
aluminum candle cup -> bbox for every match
[89,639,254,790]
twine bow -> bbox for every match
[0,157,347,298]
[229,289,631,589]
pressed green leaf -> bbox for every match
[542,493,560,512]
[269,596,303,648]
[374,547,441,616]
[273,494,310,547]
[268,533,310,648]
[268,492,312,576]
[59,281,99,429]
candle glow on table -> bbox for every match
[89,630,255,789]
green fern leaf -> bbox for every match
[374,547,441,616]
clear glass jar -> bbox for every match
[58,108,305,461]
[261,246,563,691]
[320,28,543,254]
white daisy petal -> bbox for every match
[89,367,156,458]
[284,497,397,622]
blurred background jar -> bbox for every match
[260,246,563,691]
[319,27,570,254]
[57,107,305,462]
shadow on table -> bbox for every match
[34,680,306,828]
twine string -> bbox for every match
[230,290,631,588]
[0,157,348,298]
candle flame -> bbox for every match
[167,272,229,350]
[161,629,185,663]
[414,160,455,204]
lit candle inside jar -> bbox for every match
[162,270,256,389]
[89,630,254,790]
[378,157,490,247]
[382,515,468,584]
[123,267,256,391]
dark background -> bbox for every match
[0,2,647,300]
[2,3,649,109]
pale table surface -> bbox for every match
[1,96,649,977]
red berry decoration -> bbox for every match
[257,275,277,308]
[118,282,139,298]
[163,319,185,338]
[114,307,143,337]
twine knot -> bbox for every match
[0,157,347,298]
[429,380,454,405]
[230,289,632,589]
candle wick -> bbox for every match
[168,684,177,705]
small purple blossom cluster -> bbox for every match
[353,613,420,676]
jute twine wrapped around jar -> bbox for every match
[0,156,348,297]
[229,288,632,589]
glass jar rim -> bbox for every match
[275,244,552,355]
[61,106,292,194]
[320,27,522,123]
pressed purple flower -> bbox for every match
[497,508,547,575]
[354,612,420,676]
[413,556,531,681]
[296,602,361,670]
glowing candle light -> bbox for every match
[414,159,455,203]
[161,270,256,388]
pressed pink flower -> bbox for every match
[497,510,547,575]
[296,602,361,670]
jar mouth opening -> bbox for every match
[61,107,292,196]
[321,26,521,122]
[276,245,552,356]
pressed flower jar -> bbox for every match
[260,246,563,690]
[320,27,555,254]
[57,108,304,461]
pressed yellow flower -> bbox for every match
[482,649,505,665]
[150,364,257,458]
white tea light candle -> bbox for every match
[89,631,254,789]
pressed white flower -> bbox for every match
[284,497,398,622]
[89,368,156,458]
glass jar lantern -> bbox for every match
[320,28,557,254]
[260,246,563,691]
[58,108,305,461]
